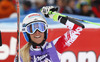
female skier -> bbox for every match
[19,6,85,62]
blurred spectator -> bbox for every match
[63,0,78,14]
[0,0,16,19]
[92,0,100,18]
[79,2,94,17]
[76,0,91,10]
[45,0,57,6]
[11,0,16,5]
[35,0,47,12]
[57,0,66,13]
[22,1,37,15]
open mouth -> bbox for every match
[34,36,41,38]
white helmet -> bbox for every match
[22,13,48,42]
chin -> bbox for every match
[36,40,43,44]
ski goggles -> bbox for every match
[23,22,47,34]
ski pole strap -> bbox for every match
[49,11,66,21]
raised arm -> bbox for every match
[54,15,84,53]
[41,6,85,53]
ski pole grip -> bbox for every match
[50,6,59,12]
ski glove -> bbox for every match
[41,6,58,18]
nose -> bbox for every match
[35,30,40,34]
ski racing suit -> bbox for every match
[20,15,85,62]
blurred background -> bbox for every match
[20,0,100,18]
[0,0,100,19]
[0,0,100,62]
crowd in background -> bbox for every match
[0,0,100,19]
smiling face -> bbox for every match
[30,30,44,44]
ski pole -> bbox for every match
[49,11,100,26]
[16,0,20,61]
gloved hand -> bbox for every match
[41,6,58,18]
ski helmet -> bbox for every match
[22,13,48,42]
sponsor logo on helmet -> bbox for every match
[28,14,40,18]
